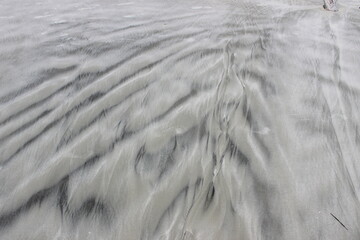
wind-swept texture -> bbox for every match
[0,0,360,239]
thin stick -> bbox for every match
[330,213,348,231]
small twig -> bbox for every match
[330,213,348,231]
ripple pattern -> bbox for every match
[0,0,360,239]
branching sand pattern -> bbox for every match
[0,0,360,239]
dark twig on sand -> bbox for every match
[330,213,348,231]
